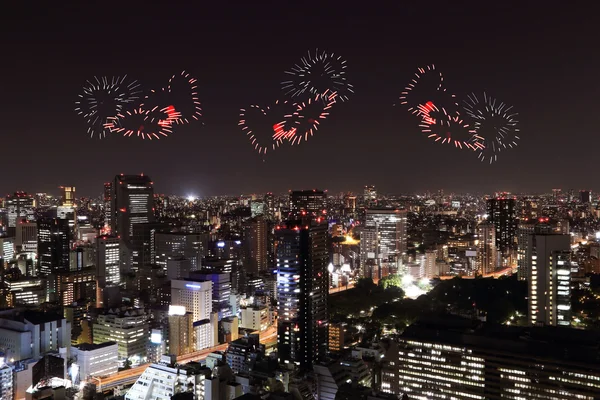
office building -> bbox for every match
[15,219,37,254]
[486,196,517,255]
[96,235,121,287]
[328,322,345,353]
[580,189,592,204]
[110,174,155,241]
[171,279,213,323]
[264,192,275,220]
[37,217,71,276]
[242,215,268,274]
[516,217,566,281]
[93,309,149,364]
[190,272,232,319]
[397,317,600,400]
[103,182,112,231]
[239,306,270,332]
[71,342,119,381]
[289,189,327,218]
[168,307,194,356]
[154,232,204,272]
[362,209,408,275]
[0,311,71,362]
[125,356,214,400]
[526,233,572,326]
[476,221,497,275]
[364,185,377,201]
[5,191,35,228]
[276,219,328,369]
[60,186,75,207]
[0,358,12,400]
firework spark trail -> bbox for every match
[143,70,202,125]
[106,107,173,140]
[239,100,299,155]
[399,64,457,117]
[418,101,483,150]
[74,75,142,138]
[462,92,520,163]
[282,49,353,102]
[287,90,337,146]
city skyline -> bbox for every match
[1,3,597,196]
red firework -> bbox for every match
[143,70,202,125]
[286,90,337,145]
[400,64,458,117]
[239,100,298,155]
[108,107,173,140]
[418,101,483,150]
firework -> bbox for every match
[282,49,353,102]
[107,107,173,140]
[462,92,520,164]
[286,90,337,146]
[418,101,484,150]
[400,64,458,117]
[239,100,299,155]
[75,75,142,138]
[143,70,201,125]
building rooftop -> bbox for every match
[403,316,600,365]
[74,342,117,351]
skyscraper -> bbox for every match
[276,219,328,370]
[580,190,592,204]
[289,189,326,218]
[242,215,268,275]
[526,233,571,326]
[5,191,35,228]
[363,185,376,201]
[476,221,497,276]
[110,174,155,241]
[96,235,121,287]
[264,192,275,221]
[60,186,75,207]
[171,279,213,323]
[486,195,517,255]
[103,182,112,231]
[365,208,407,262]
[37,217,70,276]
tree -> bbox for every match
[355,277,376,292]
[379,274,401,290]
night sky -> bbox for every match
[1,2,597,197]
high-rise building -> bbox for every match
[516,217,566,280]
[289,189,327,218]
[15,219,37,254]
[580,189,592,204]
[60,186,75,207]
[168,307,194,356]
[264,192,275,221]
[363,185,376,201]
[526,233,571,326]
[476,221,497,275]
[190,271,232,319]
[171,279,213,323]
[0,358,13,400]
[250,200,264,217]
[486,196,517,255]
[103,182,112,231]
[110,174,155,241]
[5,191,35,228]
[37,217,71,276]
[363,209,408,269]
[276,219,328,370]
[93,309,149,364]
[242,215,267,274]
[96,235,121,287]
[397,318,600,399]
[154,232,204,272]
